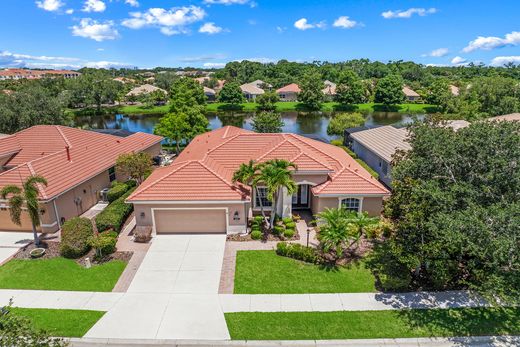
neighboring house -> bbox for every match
[0,69,81,80]
[127,126,389,235]
[276,83,301,102]
[194,77,226,91]
[489,113,520,122]
[203,86,217,102]
[126,84,167,98]
[402,86,420,102]
[0,126,163,233]
[249,80,273,90]
[240,83,265,101]
[348,121,470,187]
[449,85,460,96]
[113,77,136,84]
[322,80,337,100]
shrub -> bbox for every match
[273,225,285,235]
[284,221,296,229]
[59,217,94,259]
[282,217,293,224]
[95,188,135,233]
[88,232,117,259]
[253,215,264,223]
[283,228,295,238]
[250,229,262,240]
[276,242,320,264]
[330,139,344,147]
[107,180,136,203]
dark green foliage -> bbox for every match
[95,188,135,233]
[335,69,366,104]
[88,231,117,259]
[59,217,94,259]
[273,225,285,235]
[218,82,245,105]
[107,181,133,203]
[251,112,284,133]
[298,70,324,110]
[283,228,295,238]
[256,91,279,111]
[378,120,520,303]
[250,229,262,240]
[327,112,365,136]
[276,242,320,264]
[374,75,405,106]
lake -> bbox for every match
[75,111,425,142]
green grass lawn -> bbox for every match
[0,257,127,292]
[225,308,520,340]
[11,307,105,337]
[234,250,376,294]
[115,102,438,115]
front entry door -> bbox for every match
[292,185,309,209]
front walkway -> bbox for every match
[80,202,109,220]
[0,232,33,265]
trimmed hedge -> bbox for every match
[251,229,262,240]
[107,180,136,203]
[283,228,295,238]
[276,242,320,264]
[95,188,136,233]
[60,217,94,259]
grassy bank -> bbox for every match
[225,308,520,340]
[234,250,376,294]
[11,307,105,337]
[109,102,438,116]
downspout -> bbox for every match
[52,199,61,231]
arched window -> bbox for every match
[341,198,360,212]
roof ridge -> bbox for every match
[205,132,244,156]
[341,163,386,190]
[287,134,343,169]
[27,162,48,199]
[284,136,334,171]
[196,160,238,191]
[55,126,73,148]
[256,135,294,161]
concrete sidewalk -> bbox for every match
[0,231,33,265]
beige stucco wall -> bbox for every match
[311,195,384,217]
[278,91,298,102]
[0,200,56,232]
[133,202,249,234]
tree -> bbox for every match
[66,70,122,111]
[169,78,206,112]
[0,175,47,246]
[374,74,405,106]
[115,152,153,185]
[0,299,67,347]
[425,78,453,112]
[299,70,324,110]
[154,71,178,91]
[335,69,365,104]
[256,91,279,111]
[232,160,266,221]
[254,159,297,228]
[218,82,245,105]
[251,112,285,133]
[154,112,191,154]
[327,112,365,136]
[380,120,520,303]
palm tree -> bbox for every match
[0,175,47,246]
[254,159,298,229]
[232,160,266,221]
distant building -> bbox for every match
[203,86,216,102]
[276,83,301,102]
[249,80,272,90]
[113,77,136,84]
[402,86,420,102]
[240,83,265,101]
[0,68,81,80]
[194,77,225,91]
[449,85,460,96]
[322,80,337,100]
[489,113,520,122]
[126,84,167,97]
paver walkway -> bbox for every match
[80,202,109,220]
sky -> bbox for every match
[1,0,520,70]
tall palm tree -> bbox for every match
[254,159,298,229]
[232,160,266,221]
[0,175,47,246]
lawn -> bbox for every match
[225,307,520,340]
[10,307,105,337]
[0,257,127,292]
[115,102,438,115]
[234,250,376,294]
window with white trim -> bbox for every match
[341,198,361,212]
[255,187,272,208]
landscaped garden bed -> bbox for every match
[227,215,300,242]
[225,307,520,340]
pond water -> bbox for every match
[75,111,425,142]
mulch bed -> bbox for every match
[227,230,300,242]
[13,240,133,266]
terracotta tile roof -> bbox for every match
[128,126,388,202]
[0,126,163,200]
[126,84,167,96]
[276,83,301,93]
[490,113,520,122]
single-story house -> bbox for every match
[249,80,273,90]
[402,86,420,102]
[322,80,337,100]
[113,77,136,84]
[449,85,460,96]
[348,121,470,187]
[0,126,163,233]
[127,126,389,235]
[204,86,217,102]
[240,83,265,101]
[489,113,520,122]
[194,77,226,91]
[276,83,301,102]
[126,84,167,98]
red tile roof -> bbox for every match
[0,126,162,200]
[128,126,389,202]
[276,83,301,93]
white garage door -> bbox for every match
[153,209,227,234]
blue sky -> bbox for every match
[1,0,519,69]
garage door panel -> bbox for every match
[154,209,226,234]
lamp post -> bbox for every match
[306,228,311,247]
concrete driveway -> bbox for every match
[0,232,33,265]
[85,234,230,340]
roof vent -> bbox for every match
[65,146,71,161]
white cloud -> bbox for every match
[65,8,74,14]
[276,26,286,33]
[85,61,132,68]
[122,6,206,35]
[236,57,276,64]
[422,48,449,57]
[491,56,520,66]
[451,56,467,65]
[82,0,106,12]
[382,8,437,19]
[36,0,64,12]
[203,0,254,6]
[199,22,224,34]
[333,16,358,29]
[71,18,119,41]
[125,0,139,7]
[294,18,325,31]
[463,31,520,53]
[203,62,226,68]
